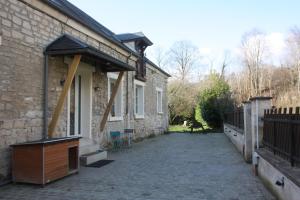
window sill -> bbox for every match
[108,117,123,122]
[157,112,163,115]
[134,115,144,119]
[135,75,146,82]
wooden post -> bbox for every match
[100,71,124,132]
[48,55,81,138]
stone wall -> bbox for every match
[133,64,168,139]
[0,0,169,183]
[223,97,300,199]
[224,124,244,155]
[0,0,49,182]
[257,150,300,200]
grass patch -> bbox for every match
[168,124,221,134]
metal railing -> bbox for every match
[263,107,300,166]
[224,107,244,130]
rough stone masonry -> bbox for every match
[0,0,169,183]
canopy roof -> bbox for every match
[45,34,135,72]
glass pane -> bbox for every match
[139,86,143,115]
[135,85,143,115]
[110,79,116,117]
[115,86,121,116]
[158,91,162,112]
[69,78,75,135]
[135,86,138,114]
[78,75,81,134]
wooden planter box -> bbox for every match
[11,137,80,185]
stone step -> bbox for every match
[79,143,100,156]
[80,150,108,166]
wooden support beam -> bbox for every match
[100,71,124,132]
[48,55,82,138]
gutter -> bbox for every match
[20,0,170,79]
[41,0,170,78]
[41,0,141,59]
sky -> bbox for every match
[69,0,300,74]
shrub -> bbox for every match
[198,73,234,128]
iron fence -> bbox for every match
[263,107,300,166]
[224,107,244,130]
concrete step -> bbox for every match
[80,150,108,166]
[79,138,100,155]
[79,143,100,155]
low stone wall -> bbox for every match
[256,149,300,200]
[224,124,244,155]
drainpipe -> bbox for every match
[43,53,49,139]
[125,53,132,129]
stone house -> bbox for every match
[0,0,170,183]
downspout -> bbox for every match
[126,53,132,129]
[43,53,49,139]
[126,71,129,128]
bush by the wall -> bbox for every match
[198,73,234,128]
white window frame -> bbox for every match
[156,87,163,114]
[134,79,145,119]
[107,72,123,121]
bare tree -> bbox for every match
[168,80,199,123]
[152,47,168,69]
[220,50,231,79]
[240,29,268,97]
[169,41,200,81]
[286,26,300,93]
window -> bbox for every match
[108,73,123,121]
[156,87,163,114]
[134,80,145,118]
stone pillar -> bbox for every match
[243,101,252,163]
[250,97,272,153]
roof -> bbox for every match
[116,32,153,46]
[10,137,81,146]
[42,0,170,77]
[145,58,171,77]
[42,0,132,52]
[45,34,135,72]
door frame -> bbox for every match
[65,58,94,138]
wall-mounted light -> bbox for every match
[94,86,101,91]
[275,177,284,187]
[60,78,65,86]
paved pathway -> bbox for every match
[0,133,274,200]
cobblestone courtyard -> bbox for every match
[0,133,274,200]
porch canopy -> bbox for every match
[44,34,135,138]
[44,34,135,72]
